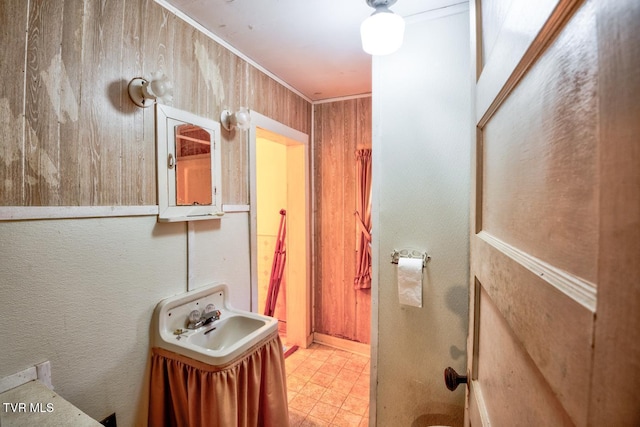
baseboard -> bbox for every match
[313,333,370,357]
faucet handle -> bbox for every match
[187,309,203,329]
[188,309,201,323]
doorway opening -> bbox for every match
[249,114,311,349]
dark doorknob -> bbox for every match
[444,367,467,391]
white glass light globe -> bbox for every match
[234,107,251,131]
[360,10,405,55]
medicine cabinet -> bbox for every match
[155,104,223,222]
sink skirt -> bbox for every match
[148,331,289,427]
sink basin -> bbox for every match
[188,316,267,351]
[152,283,278,365]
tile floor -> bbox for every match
[284,343,370,427]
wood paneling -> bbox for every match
[314,97,371,344]
[0,0,310,207]
[0,1,29,205]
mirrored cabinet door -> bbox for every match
[156,104,223,222]
[174,123,213,206]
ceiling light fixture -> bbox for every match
[360,0,405,56]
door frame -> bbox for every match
[248,112,312,348]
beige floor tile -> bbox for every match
[342,357,367,373]
[308,348,332,362]
[306,357,326,369]
[299,381,327,398]
[324,355,349,369]
[320,389,348,408]
[331,348,352,359]
[310,371,335,387]
[286,358,304,372]
[328,377,354,394]
[309,401,340,423]
[348,384,369,400]
[287,351,309,363]
[290,394,318,414]
[336,368,360,383]
[287,374,308,393]
[341,395,368,416]
[294,364,318,381]
[296,346,316,355]
[354,378,370,391]
[301,415,331,426]
[331,408,363,427]
[287,343,371,427]
[319,361,343,377]
[289,409,306,427]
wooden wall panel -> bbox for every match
[314,97,371,344]
[343,102,357,340]
[121,0,148,205]
[25,0,65,205]
[354,98,372,341]
[316,101,345,338]
[0,0,311,207]
[0,1,29,205]
[85,1,128,206]
[140,0,172,206]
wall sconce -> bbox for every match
[220,107,251,131]
[361,0,405,56]
[128,71,174,108]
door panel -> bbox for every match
[465,0,640,425]
[475,0,578,121]
[481,1,599,283]
[476,285,575,425]
[471,235,594,425]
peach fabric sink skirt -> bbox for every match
[149,331,289,427]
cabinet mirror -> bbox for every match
[155,104,223,222]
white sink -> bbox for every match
[152,283,278,365]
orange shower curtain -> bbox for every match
[354,149,372,289]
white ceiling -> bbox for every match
[164,0,464,101]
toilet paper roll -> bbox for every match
[397,257,423,307]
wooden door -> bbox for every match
[466,0,640,425]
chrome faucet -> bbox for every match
[187,309,221,329]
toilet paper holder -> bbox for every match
[390,249,430,267]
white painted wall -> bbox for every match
[371,6,471,426]
[189,212,252,311]
[0,213,252,426]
